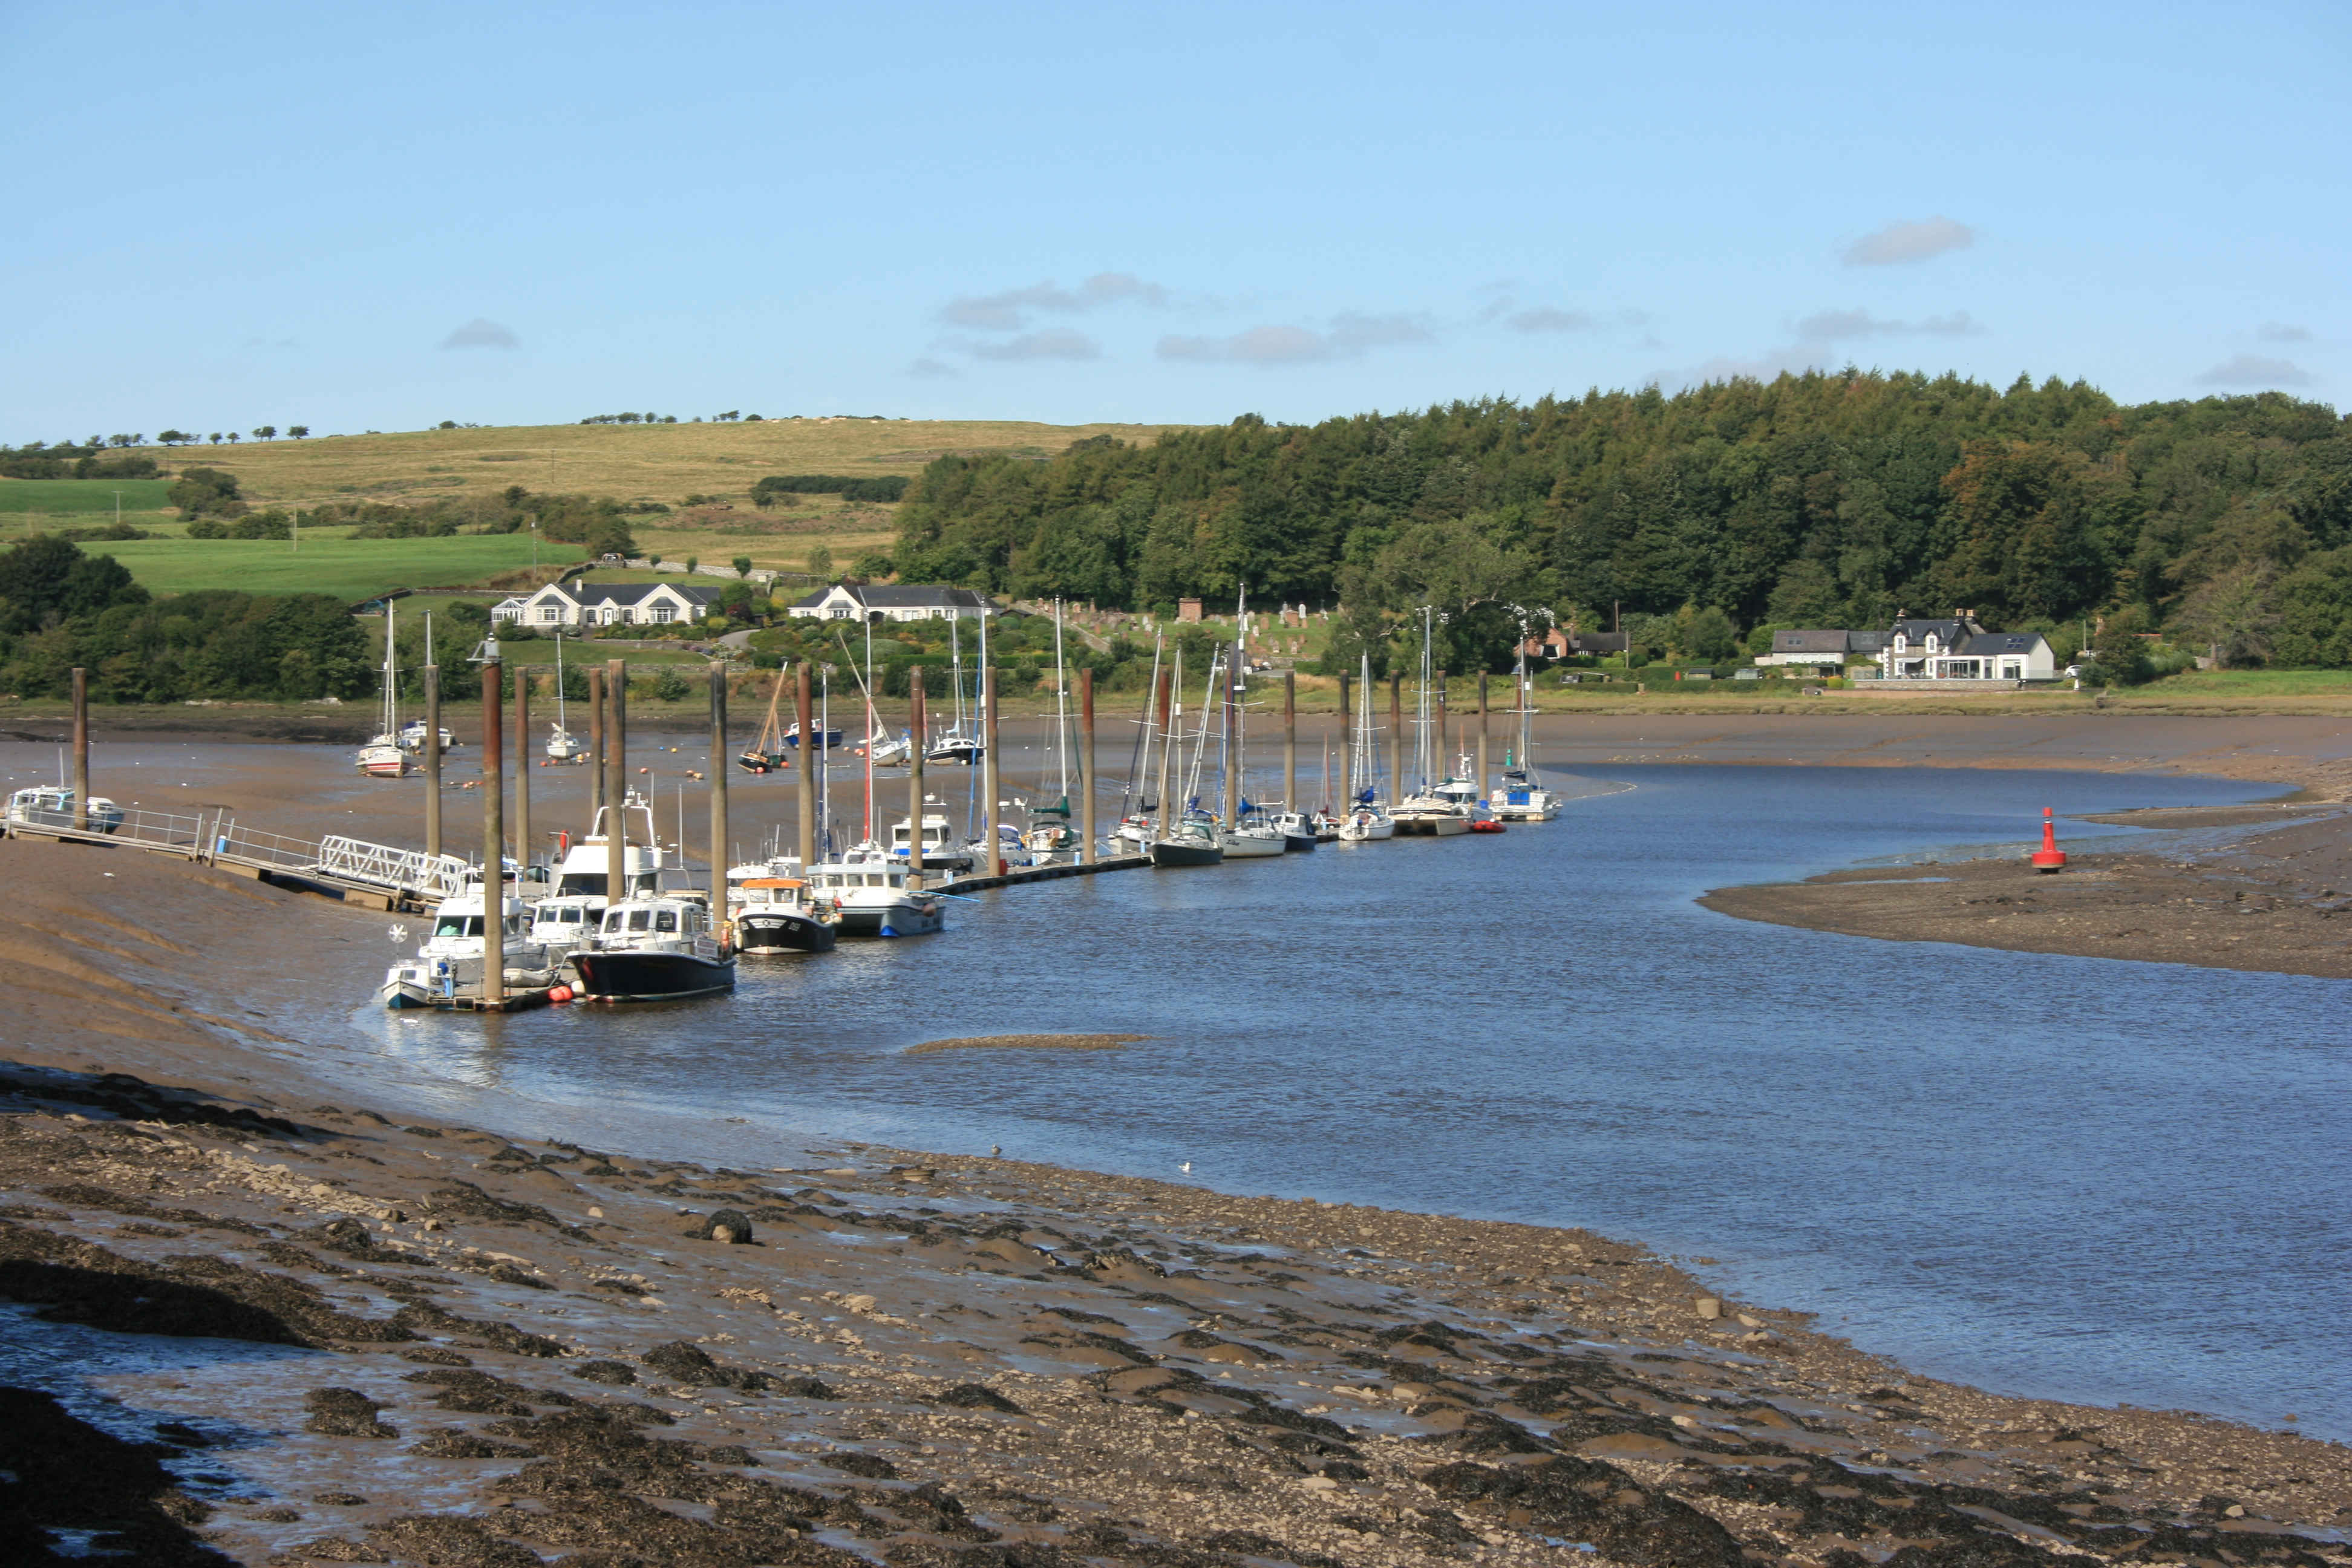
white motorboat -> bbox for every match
[546,792,672,900]
[1266,810,1320,851]
[399,719,452,755]
[5,784,123,834]
[380,892,558,1008]
[890,812,973,875]
[523,894,605,975]
[806,841,944,936]
[924,728,982,765]
[573,895,736,1001]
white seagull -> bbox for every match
[1178,1161,1193,1175]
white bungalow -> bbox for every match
[785,583,996,623]
[491,580,722,630]
[1875,613,2057,681]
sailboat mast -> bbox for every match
[862,617,875,842]
[1155,646,1181,837]
[1053,601,1070,799]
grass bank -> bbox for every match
[83,535,587,599]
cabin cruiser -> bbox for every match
[807,841,945,936]
[5,785,123,834]
[544,793,673,901]
[1266,810,1320,851]
[399,720,453,755]
[380,892,558,1008]
[924,729,983,765]
[889,812,973,875]
[783,722,842,750]
[732,876,839,953]
[1491,766,1561,821]
[572,895,736,1001]
[523,895,605,973]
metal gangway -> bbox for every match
[4,802,472,911]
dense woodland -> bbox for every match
[0,537,371,702]
[890,373,2352,674]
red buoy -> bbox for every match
[548,984,574,1004]
[2029,807,2068,872]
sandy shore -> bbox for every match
[4,808,2351,1563]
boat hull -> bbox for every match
[1220,832,1284,858]
[1394,815,1471,836]
[837,897,944,937]
[572,950,736,1001]
[1149,839,1224,867]
[1281,832,1318,851]
[734,912,838,953]
[1338,815,1395,842]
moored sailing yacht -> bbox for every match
[356,600,408,777]
[1491,631,1561,820]
[1335,654,1395,842]
[547,633,587,762]
[1390,610,1472,835]
[573,895,736,1001]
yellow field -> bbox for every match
[148,419,1180,511]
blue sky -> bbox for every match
[4,1,2344,441]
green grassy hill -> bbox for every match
[86,535,586,600]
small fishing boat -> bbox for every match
[732,877,839,953]
[5,784,123,834]
[380,891,559,1008]
[523,894,604,973]
[807,841,944,936]
[783,721,843,750]
[573,895,736,1001]
[924,728,982,765]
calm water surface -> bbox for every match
[338,764,2347,1439]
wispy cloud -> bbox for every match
[1158,312,1434,365]
[1796,308,1981,341]
[939,273,1171,331]
[2196,353,2312,388]
[906,357,959,379]
[440,318,520,350]
[1506,307,1599,335]
[1843,216,1975,267]
[2257,322,2313,344]
[967,330,1101,363]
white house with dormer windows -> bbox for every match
[1874,613,2056,681]
[785,583,997,622]
[491,580,722,630]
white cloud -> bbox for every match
[966,330,1101,363]
[1843,216,1975,267]
[906,357,959,379]
[2257,322,2313,344]
[939,273,1172,330]
[2195,353,2312,388]
[1796,308,1981,341]
[439,318,520,350]
[1158,312,1434,365]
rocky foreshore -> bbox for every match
[3,1054,2348,1567]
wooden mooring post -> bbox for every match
[424,658,442,858]
[482,657,505,1008]
[70,667,88,831]
[587,664,606,817]
[606,659,627,904]
[795,662,816,871]
[907,668,927,884]
[708,662,728,909]
[1079,667,1096,866]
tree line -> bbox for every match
[0,537,370,703]
[751,474,910,506]
[888,373,2352,673]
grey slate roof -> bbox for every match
[1772,629,1857,655]
[568,582,720,607]
[789,583,994,611]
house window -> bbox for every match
[653,606,674,624]
[829,607,850,619]
[538,606,560,622]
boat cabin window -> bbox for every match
[557,874,604,897]
[434,915,482,938]
[654,908,678,932]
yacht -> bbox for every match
[924,729,983,765]
[357,601,408,777]
[890,812,973,875]
[807,842,945,936]
[1021,800,1082,864]
[1336,791,1396,842]
[380,892,558,1008]
[5,785,123,834]
[572,895,736,1001]
[860,728,913,766]
[1219,811,1286,859]
[1148,816,1224,867]
[399,719,453,755]
[731,876,839,953]
[546,633,587,762]
[1391,791,1473,835]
